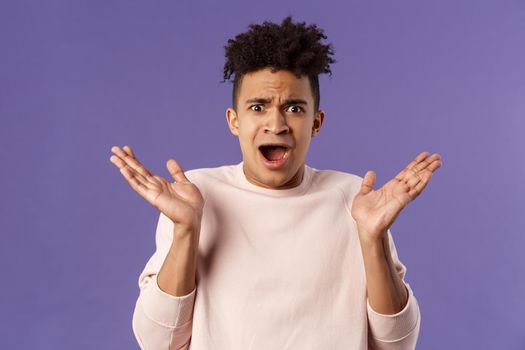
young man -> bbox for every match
[110,16,442,350]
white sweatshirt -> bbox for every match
[132,161,421,349]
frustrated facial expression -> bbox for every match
[226,68,325,189]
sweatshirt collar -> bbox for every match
[234,161,313,197]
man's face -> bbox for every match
[226,67,325,189]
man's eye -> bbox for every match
[250,105,264,112]
[286,105,303,113]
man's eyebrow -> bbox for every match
[284,98,308,105]
[244,97,308,105]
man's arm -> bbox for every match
[157,225,199,297]
[358,228,408,315]
[349,151,440,349]
[109,146,203,349]
[132,214,199,350]
[357,229,421,350]
[350,151,440,315]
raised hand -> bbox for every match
[351,151,442,242]
[109,145,204,231]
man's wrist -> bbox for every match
[357,227,387,252]
[174,219,200,235]
[171,225,200,251]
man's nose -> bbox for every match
[264,110,290,134]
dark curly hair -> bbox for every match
[222,16,336,112]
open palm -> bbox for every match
[110,145,204,230]
[351,151,442,240]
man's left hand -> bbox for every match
[351,151,442,243]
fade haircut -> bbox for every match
[222,16,336,113]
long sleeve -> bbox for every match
[366,230,421,350]
[132,212,197,350]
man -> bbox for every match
[110,16,442,350]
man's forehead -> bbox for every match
[239,80,312,103]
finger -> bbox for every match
[111,146,152,178]
[123,145,136,158]
[412,153,441,173]
[359,170,376,195]
[404,169,427,188]
[405,168,438,192]
[166,159,190,183]
[111,145,128,158]
[110,154,149,184]
[119,166,149,196]
[411,151,431,168]
[409,157,442,182]
[109,156,149,186]
[112,145,137,161]
[408,172,432,199]
[426,157,443,173]
[401,162,439,190]
[395,151,429,181]
[109,154,126,168]
[396,152,441,182]
[126,157,152,178]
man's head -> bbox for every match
[222,16,336,189]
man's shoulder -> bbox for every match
[308,166,364,198]
[183,163,238,185]
[310,166,363,186]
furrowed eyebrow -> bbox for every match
[245,98,272,105]
[245,97,308,105]
[284,99,308,105]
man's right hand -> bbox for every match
[109,145,204,233]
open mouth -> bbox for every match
[258,144,290,162]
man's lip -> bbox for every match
[257,143,292,149]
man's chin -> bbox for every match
[252,174,288,190]
[261,176,289,189]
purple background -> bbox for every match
[1,1,524,349]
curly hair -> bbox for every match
[222,16,336,112]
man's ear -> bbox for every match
[226,107,240,136]
[311,109,325,137]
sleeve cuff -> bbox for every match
[139,275,197,328]
[367,282,421,342]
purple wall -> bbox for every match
[1,1,524,349]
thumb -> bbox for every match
[166,159,189,183]
[359,170,376,195]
